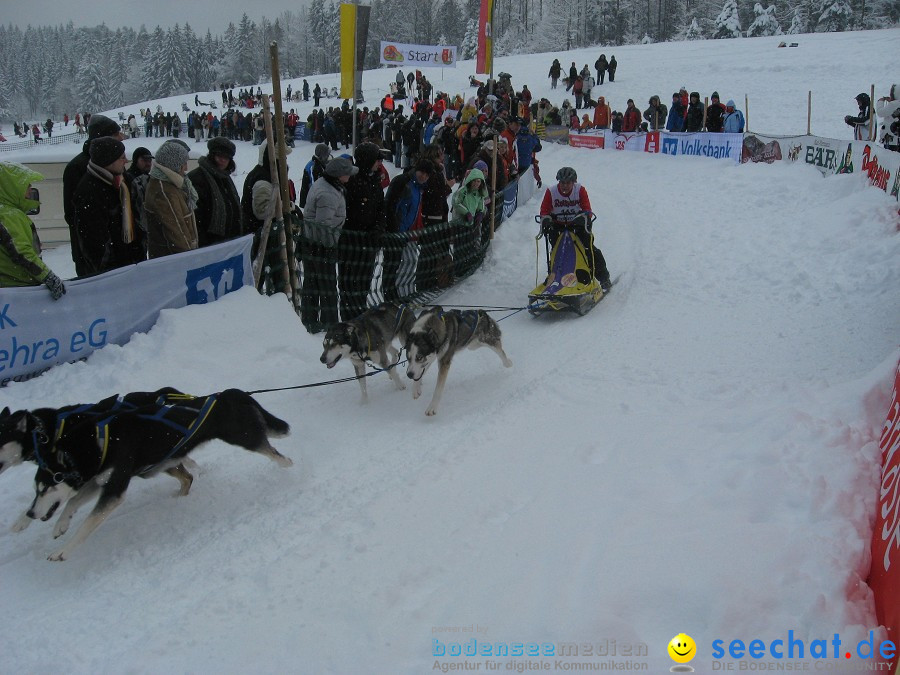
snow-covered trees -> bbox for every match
[747,3,783,36]
[714,0,743,37]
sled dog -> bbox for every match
[3,388,292,561]
[404,307,512,416]
[320,302,415,402]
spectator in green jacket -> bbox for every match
[0,162,66,299]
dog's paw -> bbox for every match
[11,513,33,533]
[47,550,66,562]
[52,520,71,539]
[503,357,513,368]
[425,407,438,416]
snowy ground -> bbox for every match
[0,28,898,674]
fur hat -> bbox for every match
[131,146,153,162]
[325,157,358,178]
[89,137,126,167]
[207,137,236,158]
[87,114,121,139]
[314,143,332,162]
[155,139,191,172]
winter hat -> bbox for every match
[711,91,720,100]
[314,143,332,162]
[155,139,191,172]
[207,137,236,158]
[690,91,700,100]
[353,142,381,172]
[131,146,153,162]
[726,100,736,110]
[89,137,126,167]
[325,157,358,178]
[87,114,121,139]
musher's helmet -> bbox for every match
[556,166,577,182]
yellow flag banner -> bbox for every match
[340,3,357,100]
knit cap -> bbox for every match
[314,143,332,162]
[87,114,121,139]
[89,137,126,167]
[155,139,191,172]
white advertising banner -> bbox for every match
[380,41,458,68]
[658,132,744,163]
[0,235,253,386]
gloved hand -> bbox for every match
[844,115,853,125]
[540,215,553,235]
[572,213,589,230]
[466,213,474,224]
[473,211,484,226]
[43,272,66,300]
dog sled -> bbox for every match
[528,215,605,316]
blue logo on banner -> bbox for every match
[185,255,246,304]
[662,138,679,156]
[502,182,518,220]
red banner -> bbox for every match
[869,358,900,674]
[476,0,493,75]
[568,133,604,149]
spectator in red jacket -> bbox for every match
[622,100,641,132]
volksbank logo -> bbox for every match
[662,138,679,155]
[679,138,736,159]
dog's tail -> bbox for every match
[220,389,291,438]
[258,406,290,438]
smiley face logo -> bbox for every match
[668,633,696,664]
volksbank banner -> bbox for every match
[0,235,253,386]
[658,132,743,162]
[380,41,457,68]
[569,130,742,163]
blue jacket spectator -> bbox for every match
[666,93,685,132]
[723,100,745,133]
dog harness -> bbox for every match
[95,394,219,474]
[436,309,480,347]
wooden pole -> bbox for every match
[269,42,300,312]
[702,96,708,131]
[869,83,875,140]
[807,91,811,135]
[259,96,291,299]
[744,94,749,132]
[252,99,282,288]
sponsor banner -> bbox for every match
[568,131,605,149]
[605,130,653,153]
[856,141,900,202]
[0,236,253,386]
[542,125,570,145]
[501,177,519,221]
[517,164,538,206]
[379,41,457,68]
[741,133,788,164]
[869,358,900,674]
[659,132,743,163]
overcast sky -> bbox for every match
[3,1,308,34]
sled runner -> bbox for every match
[528,215,606,316]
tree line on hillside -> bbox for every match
[0,0,895,121]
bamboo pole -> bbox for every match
[807,91,811,135]
[269,42,301,313]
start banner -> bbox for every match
[0,236,253,386]
[380,41,457,68]
[869,358,900,674]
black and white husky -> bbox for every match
[404,307,512,416]
[0,388,292,561]
[319,302,416,402]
